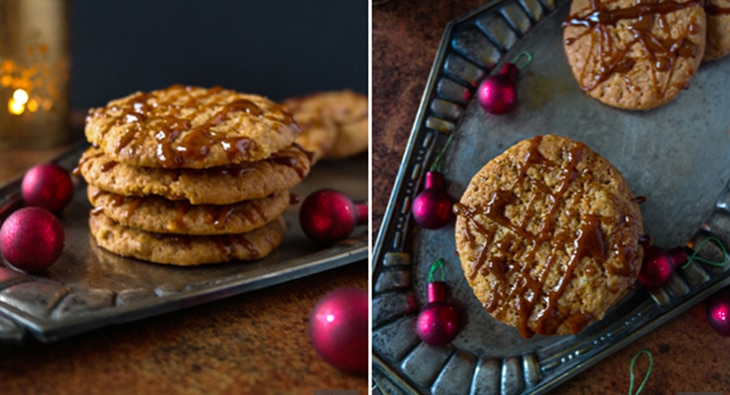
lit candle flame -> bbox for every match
[8,88,28,115]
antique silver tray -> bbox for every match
[371,0,730,394]
[0,143,368,343]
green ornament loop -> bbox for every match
[628,349,653,395]
[681,236,729,269]
[511,51,533,71]
[429,133,454,173]
[428,258,446,283]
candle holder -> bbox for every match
[0,0,70,149]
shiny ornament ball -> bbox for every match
[638,246,687,289]
[707,289,730,336]
[0,207,65,272]
[412,171,454,229]
[309,288,368,374]
[478,63,520,115]
[416,282,461,346]
[299,189,367,245]
[21,163,74,212]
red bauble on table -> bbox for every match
[0,207,65,272]
[707,289,730,336]
[309,287,368,374]
[21,163,74,213]
[412,171,454,229]
[299,189,367,245]
[478,52,531,115]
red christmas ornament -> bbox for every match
[0,207,65,272]
[416,258,462,346]
[412,134,455,229]
[637,246,687,289]
[478,52,532,115]
[299,189,367,245]
[309,287,368,374]
[21,163,74,213]
[707,289,730,336]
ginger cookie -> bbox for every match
[454,135,644,337]
[89,213,286,266]
[563,0,706,110]
[85,85,299,169]
[705,0,730,61]
[77,144,311,205]
[284,90,368,161]
[87,186,289,236]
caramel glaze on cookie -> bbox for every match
[85,85,300,169]
[455,135,644,338]
[563,0,706,110]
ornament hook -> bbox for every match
[428,258,446,283]
[511,51,533,70]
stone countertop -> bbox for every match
[0,145,368,394]
[372,0,730,393]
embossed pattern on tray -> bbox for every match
[371,0,730,393]
[0,143,368,343]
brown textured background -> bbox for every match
[372,0,730,393]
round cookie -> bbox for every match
[87,185,289,235]
[563,0,706,110]
[284,90,368,161]
[454,135,644,338]
[77,144,311,205]
[85,85,299,169]
[704,0,730,61]
[89,212,286,266]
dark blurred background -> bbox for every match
[68,1,368,110]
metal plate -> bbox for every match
[371,0,730,394]
[0,143,368,343]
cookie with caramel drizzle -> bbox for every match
[563,0,706,110]
[454,135,644,337]
[705,0,730,61]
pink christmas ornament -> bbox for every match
[0,207,65,272]
[412,133,455,230]
[707,289,730,336]
[309,287,368,374]
[478,52,532,115]
[21,163,74,212]
[416,258,462,346]
[299,189,367,245]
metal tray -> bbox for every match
[371,0,730,393]
[0,143,368,343]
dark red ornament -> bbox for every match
[412,134,455,229]
[0,207,65,272]
[412,171,454,229]
[21,163,74,213]
[299,189,367,245]
[416,258,462,346]
[707,289,730,336]
[637,246,688,289]
[477,52,532,115]
[309,288,368,374]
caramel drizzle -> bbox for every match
[563,0,704,98]
[92,85,295,168]
[455,136,633,337]
[706,3,730,14]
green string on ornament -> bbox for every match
[511,51,533,71]
[429,133,454,173]
[428,258,446,283]
[628,349,653,395]
[681,236,729,269]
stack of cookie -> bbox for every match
[563,0,729,110]
[283,90,368,163]
[76,85,312,266]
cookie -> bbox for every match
[85,85,299,169]
[563,0,706,110]
[284,90,368,160]
[89,212,286,266]
[705,0,730,61]
[77,144,312,205]
[87,185,289,235]
[454,135,644,338]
